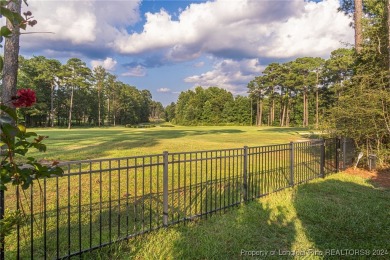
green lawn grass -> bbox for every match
[83,173,390,260]
[4,126,357,259]
[29,126,310,161]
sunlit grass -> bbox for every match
[29,126,311,161]
[83,173,390,260]
[5,126,329,258]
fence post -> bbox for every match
[163,151,169,227]
[243,146,248,202]
[0,189,4,260]
[289,142,294,187]
[320,139,325,178]
[342,137,347,170]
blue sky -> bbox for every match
[14,0,353,106]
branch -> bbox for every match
[381,99,390,135]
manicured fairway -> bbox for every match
[30,126,311,161]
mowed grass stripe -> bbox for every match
[28,126,309,161]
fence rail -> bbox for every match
[1,137,355,259]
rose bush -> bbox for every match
[11,88,36,108]
[1,88,63,190]
[0,89,63,240]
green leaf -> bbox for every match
[24,132,37,138]
[0,115,12,125]
[0,105,17,121]
[14,148,27,156]
[17,124,26,134]
[0,26,12,38]
[1,123,19,139]
[31,143,46,152]
[0,7,15,21]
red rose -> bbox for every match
[12,89,37,108]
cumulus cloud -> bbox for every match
[184,59,265,94]
[114,0,353,62]
[157,88,171,93]
[121,65,147,77]
[194,61,205,68]
[91,57,117,71]
[20,0,141,57]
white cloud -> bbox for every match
[194,61,205,68]
[121,65,147,77]
[20,0,141,53]
[114,0,353,61]
[91,57,117,71]
[157,88,171,93]
[184,58,265,94]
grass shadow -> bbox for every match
[294,177,390,256]
[167,201,296,260]
[257,127,307,134]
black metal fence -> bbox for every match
[1,138,355,259]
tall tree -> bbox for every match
[61,58,91,129]
[291,57,324,127]
[92,66,107,127]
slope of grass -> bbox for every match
[29,126,309,161]
[83,173,390,259]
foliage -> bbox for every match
[16,56,155,127]
[174,86,251,125]
[0,0,37,72]
[325,0,390,165]
[0,209,24,238]
[248,57,326,128]
[0,94,63,191]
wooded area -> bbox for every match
[15,56,164,128]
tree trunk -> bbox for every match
[107,97,111,125]
[303,90,306,127]
[280,101,285,127]
[267,112,270,126]
[250,98,253,126]
[286,99,290,127]
[272,99,274,125]
[259,99,263,126]
[98,90,101,127]
[305,91,309,127]
[388,0,390,86]
[68,86,74,129]
[113,96,116,126]
[256,98,259,126]
[315,88,319,129]
[354,0,363,53]
[2,0,21,109]
[50,83,55,127]
[315,71,319,129]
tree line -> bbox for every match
[15,56,164,128]
[167,86,251,125]
[165,50,353,128]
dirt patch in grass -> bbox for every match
[344,167,390,188]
